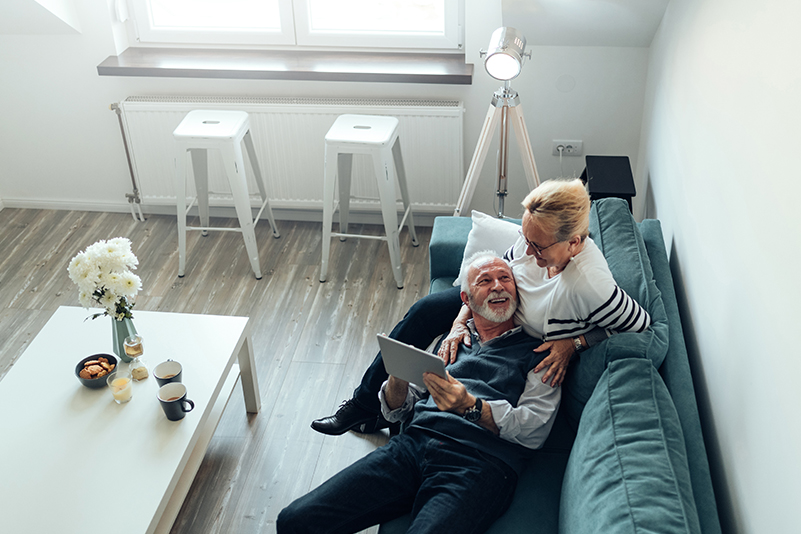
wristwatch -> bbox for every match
[572,336,586,353]
[463,398,483,423]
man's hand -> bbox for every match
[423,371,500,435]
[422,371,474,414]
[532,338,575,387]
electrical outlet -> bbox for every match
[552,140,583,156]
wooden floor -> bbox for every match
[0,207,432,534]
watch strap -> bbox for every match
[463,397,483,422]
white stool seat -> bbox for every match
[320,114,418,289]
[174,110,250,141]
[325,114,400,146]
[173,110,280,279]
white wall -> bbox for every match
[489,44,648,217]
[0,0,648,223]
[637,0,801,532]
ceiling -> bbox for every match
[0,0,81,35]
[502,0,671,47]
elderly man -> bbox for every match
[278,252,561,534]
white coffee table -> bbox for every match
[0,306,260,534]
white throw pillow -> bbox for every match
[453,211,521,286]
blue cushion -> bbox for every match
[561,198,670,428]
[559,358,702,534]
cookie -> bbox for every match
[86,364,104,376]
[132,367,148,381]
[84,360,100,367]
[79,368,92,379]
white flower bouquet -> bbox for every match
[68,237,142,321]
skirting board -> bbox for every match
[0,198,443,227]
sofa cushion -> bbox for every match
[452,210,520,286]
[559,358,702,534]
[589,199,661,332]
[561,198,670,427]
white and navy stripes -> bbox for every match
[503,236,651,341]
[546,286,650,339]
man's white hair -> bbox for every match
[459,250,506,295]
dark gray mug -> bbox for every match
[153,359,183,387]
[157,383,194,421]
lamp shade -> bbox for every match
[484,27,527,81]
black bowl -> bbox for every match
[75,353,119,389]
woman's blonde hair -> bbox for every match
[522,178,590,241]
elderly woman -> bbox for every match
[312,178,651,436]
[440,178,650,386]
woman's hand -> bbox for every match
[437,323,471,364]
[533,338,575,387]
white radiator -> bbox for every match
[118,96,464,216]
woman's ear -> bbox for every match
[568,235,583,254]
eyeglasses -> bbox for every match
[518,229,560,255]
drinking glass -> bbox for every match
[107,369,133,404]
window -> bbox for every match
[127,0,463,50]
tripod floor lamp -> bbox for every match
[454,27,541,218]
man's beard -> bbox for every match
[470,290,517,323]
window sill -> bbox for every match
[97,47,473,85]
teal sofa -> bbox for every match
[380,198,722,534]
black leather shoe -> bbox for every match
[311,399,379,435]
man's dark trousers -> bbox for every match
[276,428,517,534]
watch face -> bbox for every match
[464,407,481,422]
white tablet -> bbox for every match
[378,334,447,391]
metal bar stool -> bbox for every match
[173,110,280,279]
[320,114,419,289]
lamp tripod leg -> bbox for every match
[508,103,540,190]
[454,104,502,216]
[454,98,541,217]
[497,105,511,217]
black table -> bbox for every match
[580,155,636,211]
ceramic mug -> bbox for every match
[153,359,183,387]
[157,383,194,421]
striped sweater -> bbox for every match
[504,237,650,341]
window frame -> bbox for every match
[125,0,463,51]
[293,0,462,50]
[127,0,297,46]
